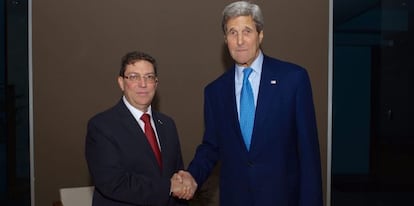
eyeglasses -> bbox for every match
[123,73,158,84]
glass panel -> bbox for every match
[332,0,414,205]
[0,0,6,201]
[0,0,31,205]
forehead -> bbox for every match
[226,15,255,30]
[125,60,154,73]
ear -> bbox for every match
[224,34,228,44]
[259,30,264,44]
[154,79,158,89]
[117,76,125,91]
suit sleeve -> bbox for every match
[187,86,220,186]
[295,70,323,206]
[85,118,173,205]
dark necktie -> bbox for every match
[140,113,162,169]
[240,68,255,150]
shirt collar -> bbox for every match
[122,96,153,118]
[236,50,264,78]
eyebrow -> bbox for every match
[125,72,156,76]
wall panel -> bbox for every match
[32,0,329,205]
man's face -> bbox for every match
[224,15,263,67]
[117,60,158,112]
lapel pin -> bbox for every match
[270,80,277,85]
[157,119,163,125]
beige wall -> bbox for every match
[32,0,329,205]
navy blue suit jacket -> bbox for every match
[188,55,323,206]
[85,99,186,206]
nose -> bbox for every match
[237,33,244,45]
[138,77,147,87]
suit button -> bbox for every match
[247,161,254,167]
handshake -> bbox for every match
[170,170,198,200]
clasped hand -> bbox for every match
[170,170,198,200]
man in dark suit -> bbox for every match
[85,51,187,206]
[176,1,323,205]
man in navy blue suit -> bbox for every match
[176,1,323,205]
[85,51,188,206]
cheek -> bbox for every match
[255,39,261,48]
[125,81,137,88]
[226,39,236,48]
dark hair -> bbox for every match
[119,51,158,77]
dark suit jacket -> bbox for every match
[188,55,323,206]
[85,99,186,206]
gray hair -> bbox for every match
[221,1,264,34]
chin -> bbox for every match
[234,56,251,64]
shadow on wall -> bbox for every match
[188,45,228,206]
[221,44,233,71]
[189,164,220,206]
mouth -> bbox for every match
[136,91,148,96]
[235,48,248,52]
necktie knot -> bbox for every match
[140,113,150,123]
[243,68,253,81]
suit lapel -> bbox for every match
[228,70,242,138]
[250,57,281,152]
[116,101,163,170]
[152,112,167,162]
[221,68,250,152]
[152,110,169,170]
[116,100,143,138]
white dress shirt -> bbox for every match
[122,96,161,150]
[235,51,264,119]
